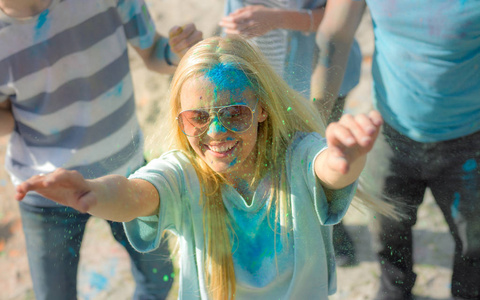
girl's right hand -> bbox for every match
[15,169,97,213]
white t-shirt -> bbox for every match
[124,132,356,299]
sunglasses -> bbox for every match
[176,99,259,137]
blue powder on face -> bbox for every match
[203,63,252,102]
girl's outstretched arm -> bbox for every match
[315,110,382,191]
[15,169,159,222]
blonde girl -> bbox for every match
[16,36,384,299]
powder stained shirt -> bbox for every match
[0,0,154,206]
[124,132,356,299]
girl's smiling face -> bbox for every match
[179,75,267,181]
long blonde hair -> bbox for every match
[164,36,325,299]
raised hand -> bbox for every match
[15,169,97,213]
[168,23,203,57]
[324,110,383,174]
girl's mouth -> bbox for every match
[205,141,238,157]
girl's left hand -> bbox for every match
[325,110,383,174]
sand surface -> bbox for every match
[0,1,454,299]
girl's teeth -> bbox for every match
[209,143,235,153]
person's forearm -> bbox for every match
[276,8,325,32]
[311,35,353,123]
[310,0,366,122]
[137,35,178,74]
[86,175,159,222]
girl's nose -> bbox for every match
[206,115,227,135]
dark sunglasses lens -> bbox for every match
[178,110,210,136]
[218,105,253,132]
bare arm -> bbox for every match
[133,23,203,74]
[15,169,160,222]
[315,111,382,193]
[0,99,14,136]
[219,5,325,37]
[311,0,366,122]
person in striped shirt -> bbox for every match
[0,0,202,299]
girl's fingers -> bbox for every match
[326,121,357,149]
[338,114,372,147]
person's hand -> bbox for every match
[325,111,383,174]
[219,5,279,37]
[168,23,203,57]
[15,169,97,213]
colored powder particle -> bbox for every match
[163,275,169,282]
[152,268,158,274]
[171,273,175,278]
[287,107,292,111]
[313,98,316,102]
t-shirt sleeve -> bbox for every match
[116,0,156,49]
[289,132,357,225]
[123,151,191,253]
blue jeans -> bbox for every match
[363,123,480,299]
[19,201,173,300]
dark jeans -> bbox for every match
[19,201,173,300]
[363,123,480,299]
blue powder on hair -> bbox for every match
[203,63,251,100]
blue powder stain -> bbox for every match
[203,63,251,102]
[229,157,238,167]
[462,159,477,172]
[105,82,123,98]
[226,137,234,141]
[125,167,132,177]
[34,10,51,42]
[207,117,227,135]
[68,247,76,257]
[89,272,108,291]
[451,192,460,219]
[0,179,6,186]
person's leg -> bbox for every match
[427,131,480,299]
[19,201,89,300]
[362,123,427,300]
[109,221,174,300]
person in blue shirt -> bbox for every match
[311,0,480,299]
[14,36,389,300]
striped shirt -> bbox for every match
[245,0,288,77]
[0,0,155,207]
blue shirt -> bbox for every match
[365,0,480,142]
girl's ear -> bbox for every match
[258,106,268,123]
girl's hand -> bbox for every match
[325,110,383,174]
[15,169,97,213]
[219,5,278,37]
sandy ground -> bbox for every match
[0,1,455,299]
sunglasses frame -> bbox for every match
[176,98,260,137]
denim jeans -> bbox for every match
[363,123,480,299]
[19,200,173,300]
